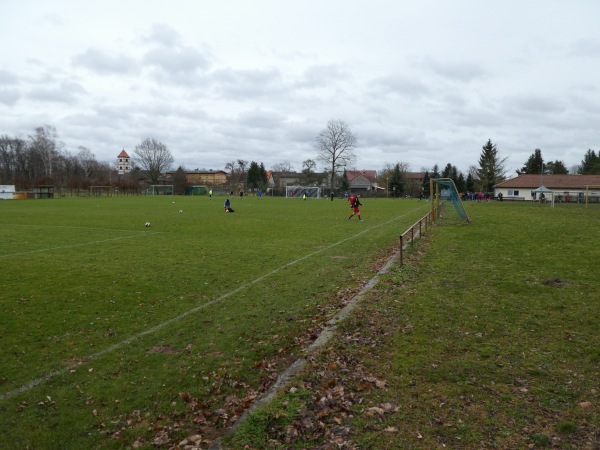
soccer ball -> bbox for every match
[145,222,151,227]
[179,210,183,213]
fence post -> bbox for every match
[399,235,404,266]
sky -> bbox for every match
[2,1,600,176]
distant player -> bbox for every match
[348,195,363,222]
[224,198,234,212]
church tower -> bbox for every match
[117,149,131,174]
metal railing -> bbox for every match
[399,210,433,266]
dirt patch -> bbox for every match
[147,345,178,354]
[543,278,570,287]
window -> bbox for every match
[508,190,519,196]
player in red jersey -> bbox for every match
[347,195,363,222]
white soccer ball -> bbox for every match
[145,222,151,227]
[179,209,183,213]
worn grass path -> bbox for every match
[225,202,600,449]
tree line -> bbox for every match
[2,122,599,195]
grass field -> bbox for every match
[226,201,600,449]
[0,195,429,449]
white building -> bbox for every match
[494,174,600,202]
[117,149,131,174]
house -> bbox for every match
[270,171,328,195]
[346,170,378,194]
[405,172,425,184]
[404,172,426,197]
[494,174,600,202]
[164,169,227,186]
[269,171,300,192]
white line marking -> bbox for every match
[0,233,160,259]
[0,208,423,401]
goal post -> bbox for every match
[585,185,600,208]
[189,185,208,195]
[285,186,322,198]
[430,178,470,224]
[147,185,174,196]
[90,186,112,197]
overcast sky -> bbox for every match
[2,1,599,175]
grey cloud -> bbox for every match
[73,48,138,75]
[142,46,211,77]
[0,70,18,84]
[370,74,430,99]
[568,38,600,58]
[505,94,567,115]
[284,122,318,144]
[237,109,285,129]
[141,23,182,47]
[0,70,20,105]
[0,88,20,105]
[27,81,86,104]
[295,64,348,88]
[212,67,284,98]
[422,57,487,82]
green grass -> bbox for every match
[0,195,427,449]
[226,202,600,449]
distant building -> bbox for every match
[405,172,425,186]
[494,174,600,202]
[164,169,227,186]
[0,184,16,200]
[346,170,378,194]
[117,149,131,174]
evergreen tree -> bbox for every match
[545,160,569,174]
[517,149,544,175]
[422,170,430,193]
[389,163,404,196]
[172,166,188,195]
[577,149,600,174]
[456,173,466,193]
[441,163,453,179]
[246,161,261,191]
[440,163,461,189]
[259,163,268,189]
[466,173,476,192]
[476,139,507,192]
[340,170,350,193]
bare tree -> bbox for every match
[132,137,174,184]
[315,119,357,192]
[29,125,60,178]
[271,161,294,172]
[225,159,248,192]
[77,146,96,179]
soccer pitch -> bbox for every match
[0,195,428,448]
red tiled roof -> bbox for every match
[346,170,377,182]
[118,149,129,158]
[495,174,600,189]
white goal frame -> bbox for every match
[285,186,322,198]
[585,185,600,208]
[90,186,112,197]
[148,185,174,196]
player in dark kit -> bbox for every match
[347,195,363,222]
